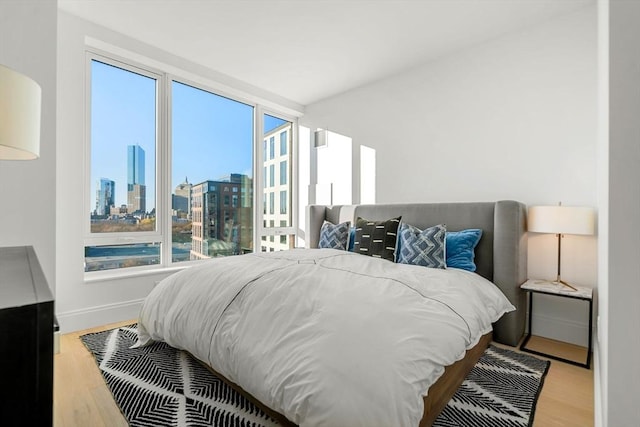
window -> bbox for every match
[269,192,274,215]
[172,81,253,261]
[280,131,288,156]
[263,141,267,164]
[89,61,156,231]
[85,59,160,271]
[280,191,287,214]
[85,54,291,273]
[280,160,287,185]
[269,164,275,187]
[269,137,275,160]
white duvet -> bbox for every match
[137,248,514,427]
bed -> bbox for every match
[137,200,527,426]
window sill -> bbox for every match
[84,264,189,284]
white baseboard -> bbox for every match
[530,312,590,347]
[56,298,144,334]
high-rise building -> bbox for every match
[172,177,192,218]
[190,174,252,260]
[127,184,146,214]
[262,122,292,252]
[95,178,115,216]
[127,144,146,213]
[127,144,145,186]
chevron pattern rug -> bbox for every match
[81,324,549,427]
[433,345,550,427]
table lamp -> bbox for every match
[0,64,41,160]
[527,203,595,291]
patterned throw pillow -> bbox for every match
[318,220,351,250]
[354,216,402,261]
[397,223,447,268]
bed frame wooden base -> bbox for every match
[420,332,492,426]
[195,332,492,427]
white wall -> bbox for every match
[595,1,609,425]
[600,1,640,425]
[302,6,598,345]
[0,1,57,290]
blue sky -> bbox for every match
[90,60,286,213]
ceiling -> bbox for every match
[58,0,593,106]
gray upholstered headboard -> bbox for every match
[305,200,527,347]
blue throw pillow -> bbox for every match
[446,229,482,272]
[319,220,351,250]
[397,223,446,268]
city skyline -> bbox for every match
[90,60,287,215]
[90,60,156,212]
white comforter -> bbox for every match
[137,249,514,427]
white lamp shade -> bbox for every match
[0,64,41,160]
[528,205,595,235]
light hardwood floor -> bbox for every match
[54,321,594,427]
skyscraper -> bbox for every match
[127,144,145,186]
[172,177,192,218]
[127,144,146,213]
[95,178,115,216]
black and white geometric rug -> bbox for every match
[433,345,549,427]
[81,324,549,427]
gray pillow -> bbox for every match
[397,223,446,268]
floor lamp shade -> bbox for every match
[0,64,41,160]
[528,206,595,236]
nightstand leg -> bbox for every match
[586,298,593,368]
[528,291,533,336]
[519,291,534,350]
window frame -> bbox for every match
[84,54,165,259]
[84,52,298,278]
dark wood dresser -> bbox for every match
[0,246,54,426]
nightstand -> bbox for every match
[520,279,593,369]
